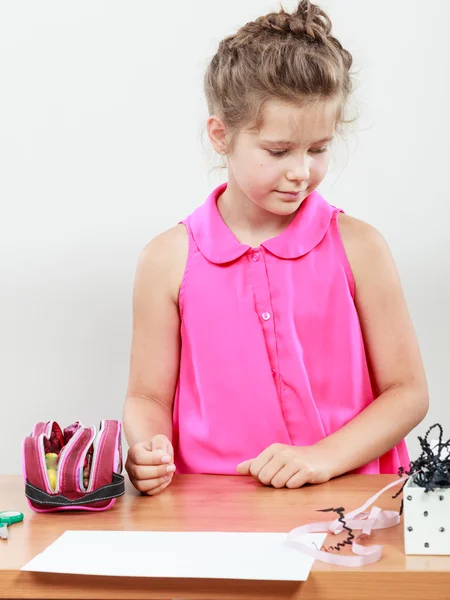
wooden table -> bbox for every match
[1,473,450,599]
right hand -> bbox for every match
[125,434,176,496]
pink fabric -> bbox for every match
[173,182,410,475]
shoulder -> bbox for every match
[337,212,392,263]
[338,213,388,253]
[337,213,397,289]
[139,224,188,267]
[136,224,189,302]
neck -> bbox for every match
[217,180,297,247]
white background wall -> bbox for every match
[1,0,449,474]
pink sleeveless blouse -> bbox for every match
[172,183,410,475]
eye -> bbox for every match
[309,146,329,154]
[268,150,288,157]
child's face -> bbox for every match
[226,98,337,216]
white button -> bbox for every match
[262,312,271,321]
[252,252,260,262]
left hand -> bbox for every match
[236,443,332,488]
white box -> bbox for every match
[403,476,450,555]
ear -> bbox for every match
[206,115,229,155]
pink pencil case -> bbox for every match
[22,420,125,512]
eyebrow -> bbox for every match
[261,137,333,146]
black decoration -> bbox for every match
[316,506,355,552]
[393,423,450,515]
[316,424,450,553]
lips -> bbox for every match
[276,190,306,199]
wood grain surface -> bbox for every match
[1,473,450,599]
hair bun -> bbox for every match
[256,0,331,44]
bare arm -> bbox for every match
[123,224,188,447]
[314,214,429,477]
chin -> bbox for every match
[267,200,302,216]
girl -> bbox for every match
[123,0,428,496]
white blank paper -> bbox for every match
[21,530,327,581]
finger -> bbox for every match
[130,445,171,466]
[257,454,290,486]
[127,462,176,481]
[144,477,172,496]
[285,470,310,489]
[236,459,253,474]
[270,463,301,489]
[136,475,172,494]
[248,446,279,478]
[135,473,173,494]
[151,435,173,457]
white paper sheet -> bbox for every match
[21,530,327,581]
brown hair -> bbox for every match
[204,0,354,153]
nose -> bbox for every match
[286,156,310,183]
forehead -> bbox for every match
[255,98,338,143]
